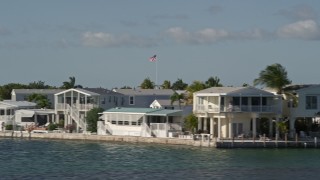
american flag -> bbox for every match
[149,55,157,62]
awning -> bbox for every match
[18,110,35,118]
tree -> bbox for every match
[61,76,76,89]
[254,63,291,94]
[161,80,171,89]
[170,92,185,109]
[184,114,198,134]
[205,76,222,88]
[27,93,51,108]
[0,83,28,100]
[186,81,206,104]
[120,86,132,89]
[28,81,52,89]
[86,107,104,132]
[171,79,188,90]
[140,77,155,89]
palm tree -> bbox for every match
[171,79,188,90]
[186,81,206,104]
[62,76,76,89]
[205,76,222,88]
[140,77,155,89]
[170,92,185,109]
[253,63,291,94]
[161,80,171,89]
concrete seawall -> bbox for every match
[1,131,216,147]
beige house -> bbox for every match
[193,86,282,139]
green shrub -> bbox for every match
[47,123,58,131]
[5,125,13,130]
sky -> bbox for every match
[1,0,320,89]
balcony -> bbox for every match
[195,104,278,113]
[56,103,98,111]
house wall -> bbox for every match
[14,93,56,109]
[292,86,320,117]
[108,123,142,136]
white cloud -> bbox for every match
[165,27,229,44]
[165,27,272,44]
[277,20,320,40]
[82,32,157,47]
[277,4,317,21]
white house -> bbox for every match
[193,86,282,139]
[283,84,320,136]
[98,107,183,137]
[0,100,36,131]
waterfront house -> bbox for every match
[193,86,282,139]
[14,109,56,128]
[282,84,320,137]
[0,100,36,131]
[98,107,183,137]
[11,89,64,108]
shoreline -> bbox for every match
[1,131,212,147]
[1,130,319,148]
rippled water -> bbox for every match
[0,138,319,180]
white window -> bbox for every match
[129,96,135,105]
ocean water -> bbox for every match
[0,138,319,180]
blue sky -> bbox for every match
[1,0,320,88]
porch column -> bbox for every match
[166,116,169,137]
[47,115,49,124]
[229,117,233,138]
[198,117,202,132]
[252,116,257,138]
[269,118,273,138]
[77,92,80,108]
[218,116,221,138]
[52,114,55,124]
[289,116,296,138]
[275,116,280,139]
[203,117,207,132]
[34,113,38,126]
[210,117,214,136]
[71,90,74,106]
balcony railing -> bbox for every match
[56,103,98,111]
[195,104,277,113]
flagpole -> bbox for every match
[156,58,158,89]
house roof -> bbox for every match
[195,86,275,96]
[0,100,36,108]
[114,89,174,96]
[153,99,180,106]
[83,88,122,96]
[146,109,182,116]
[103,107,182,116]
[13,89,64,95]
[54,88,100,96]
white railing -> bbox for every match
[141,123,152,137]
[105,122,113,135]
[0,115,14,121]
[169,123,182,131]
[196,104,277,113]
[56,103,98,111]
[67,104,86,131]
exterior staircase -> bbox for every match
[66,104,87,132]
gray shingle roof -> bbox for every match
[195,86,274,96]
[114,89,174,96]
[13,89,64,95]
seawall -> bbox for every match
[0,131,216,147]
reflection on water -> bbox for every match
[0,138,319,180]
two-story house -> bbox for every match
[283,84,320,136]
[193,86,282,139]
